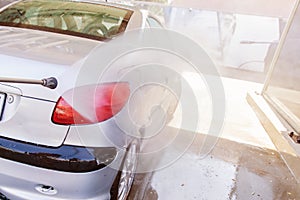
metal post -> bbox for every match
[262,0,300,93]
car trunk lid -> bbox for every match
[0,26,102,146]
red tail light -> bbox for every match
[52,82,130,125]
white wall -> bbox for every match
[170,0,295,18]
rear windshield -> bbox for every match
[0,0,133,40]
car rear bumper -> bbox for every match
[0,136,117,173]
[0,136,124,200]
[0,156,119,200]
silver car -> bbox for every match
[0,0,179,199]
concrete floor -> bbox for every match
[169,76,274,149]
[130,130,300,200]
[123,77,300,200]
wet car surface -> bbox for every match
[0,1,179,199]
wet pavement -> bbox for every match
[127,127,300,200]
[122,75,300,200]
[110,74,300,200]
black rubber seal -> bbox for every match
[0,136,117,172]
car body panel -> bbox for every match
[64,118,128,148]
[0,96,68,146]
[0,155,122,200]
[0,26,99,66]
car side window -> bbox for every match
[146,16,163,28]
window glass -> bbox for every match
[0,0,133,40]
[146,17,163,28]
